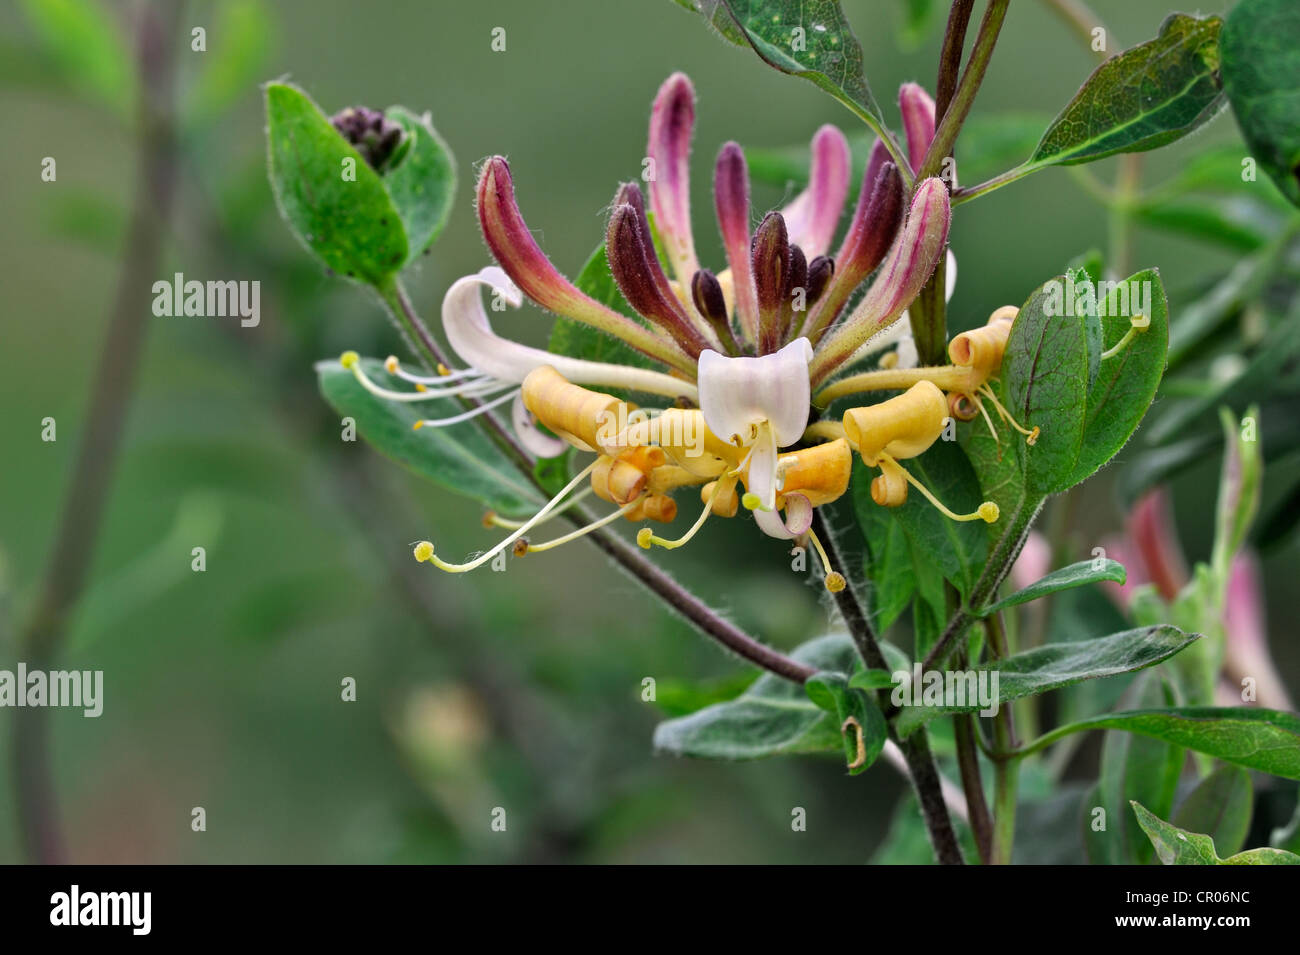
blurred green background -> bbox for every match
[1,0,1295,863]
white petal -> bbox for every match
[697,338,813,448]
[511,393,568,457]
[752,492,813,539]
[442,267,698,401]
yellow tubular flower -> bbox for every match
[754,438,853,507]
[841,381,998,523]
[521,365,625,452]
[843,380,949,466]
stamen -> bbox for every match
[386,355,483,385]
[413,460,600,573]
[882,452,999,523]
[638,477,735,550]
[1100,314,1150,360]
[806,528,847,592]
[523,497,644,554]
[342,352,502,402]
[413,389,520,428]
[972,391,1001,443]
[977,384,1039,445]
[484,487,594,529]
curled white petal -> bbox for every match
[752,492,813,540]
[511,393,567,457]
[442,267,698,400]
[697,338,813,448]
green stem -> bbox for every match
[986,613,1019,864]
[916,0,1010,183]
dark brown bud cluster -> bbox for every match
[330,106,406,171]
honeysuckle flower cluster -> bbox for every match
[337,74,1033,588]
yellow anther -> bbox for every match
[340,350,360,369]
[637,527,654,549]
[825,571,847,593]
[437,363,452,376]
[742,491,762,511]
[413,541,435,562]
[384,355,400,374]
[412,421,425,430]
[978,502,1000,523]
[415,383,428,393]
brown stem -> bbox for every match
[935,0,976,121]
[810,511,965,864]
[953,713,994,862]
[12,2,180,864]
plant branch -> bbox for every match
[934,0,976,121]
[953,712,993,863]
[811,511,965,864]
[986,613,1019,864]
[916,0,1010,183]
[11,2,180,865]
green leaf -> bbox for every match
[316,358,543,518]
[265,82,408,286]
[1064,269,1170,488]
[1025,14,1225,170]
[894,626,1198,736]
[1004,276,1089,494]
[978,559,1126,617]
[652,633,857,760]
[1090,673,1184,864]
[1221,0,1300,207]
[184,0,272,124]
[805,671,886,774]
[675,0,888,137]
[1132,801,1300,864]
[888,440,989,599]
[19,0,133,113]
[848,668,899,691]
[1172,765,1253,856]
[1038,707,1300,781]
[549,244,656,400]
[382,106,456,266]
[851,461,916,631]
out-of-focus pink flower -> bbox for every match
[1010,531,1050,591]
[1223,551,1294,712]
[1128,487,1188,602]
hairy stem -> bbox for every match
[12,3,180,864]
[811,512,965,864]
